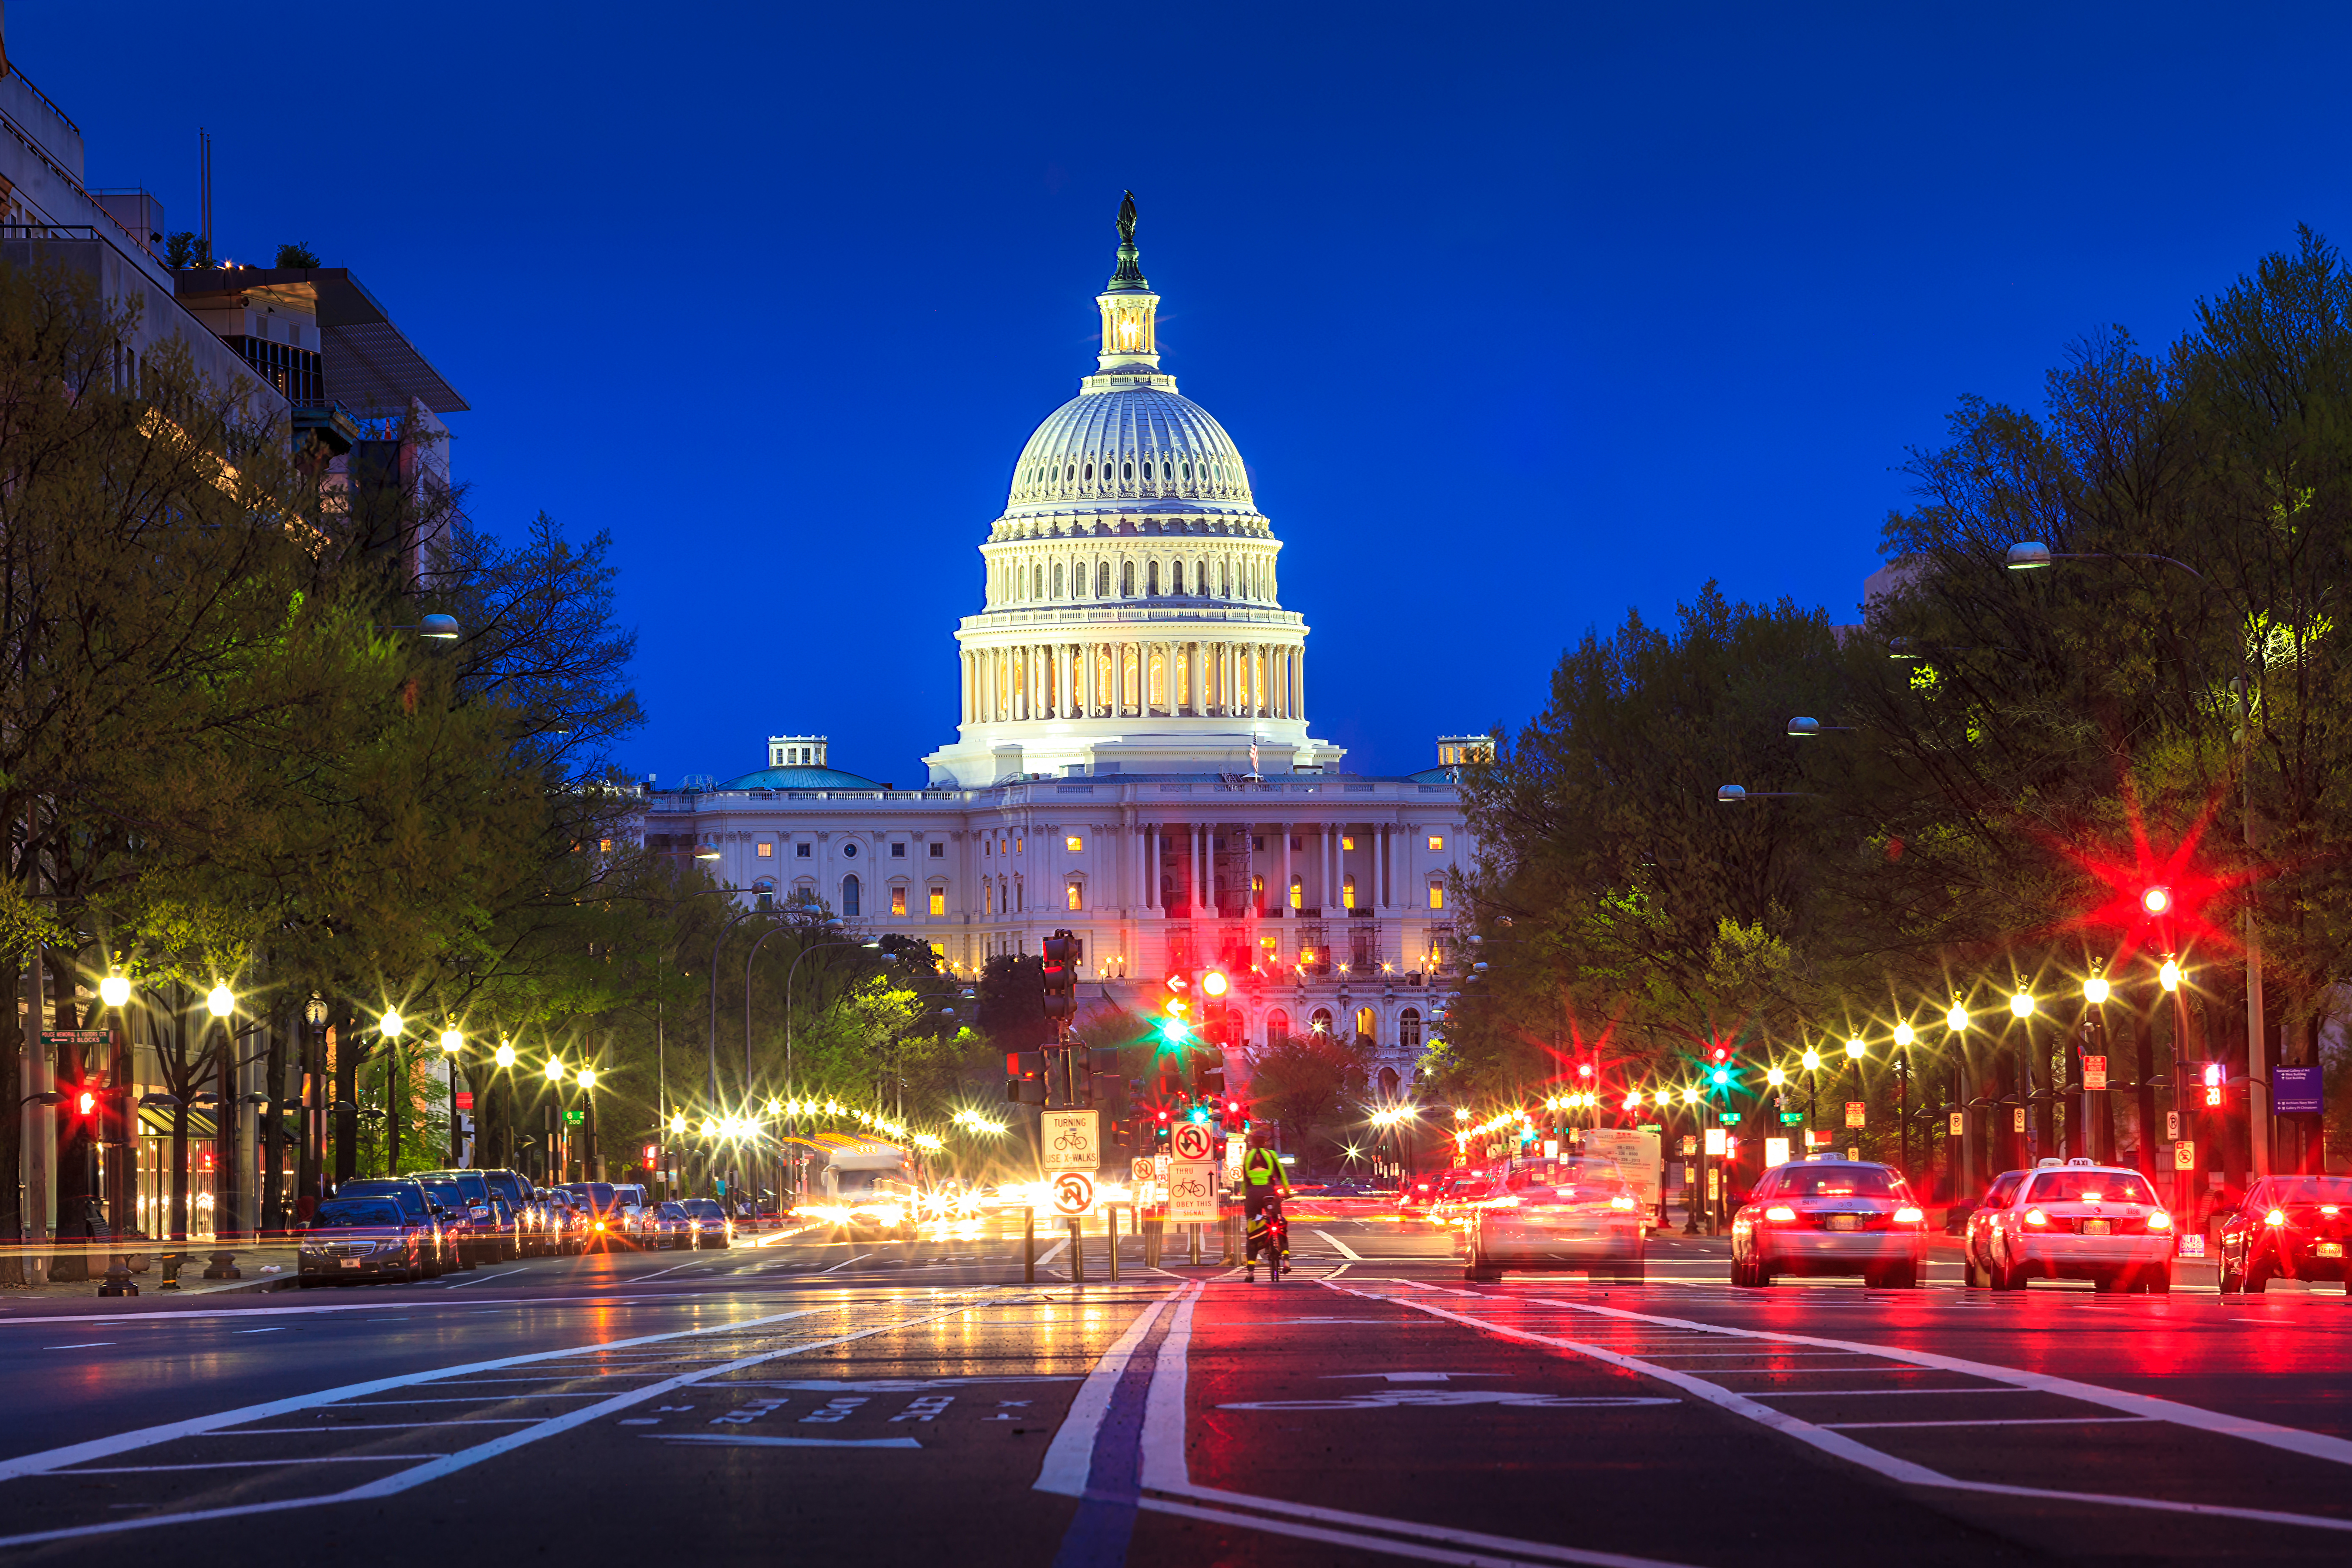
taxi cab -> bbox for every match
[1464,1156,1647,1282]
[2219,1175,2352,1294]
[1981,1159,2173,1293]
[1731,1156,1926,1288]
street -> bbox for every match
[0,1209,2345,1565]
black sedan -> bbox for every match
[297,1198,429,1286]
[2220,1175,2352,1293]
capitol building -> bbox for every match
[643,200,1484,1091]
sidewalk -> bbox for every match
[0,1243,300,1306]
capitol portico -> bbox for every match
[641,199,1485,1090]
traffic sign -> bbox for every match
[1844,1101,1865,1129]
[1051,1170,1097,1217]
[2173,1139,2197,1171]
[1778,1112,1803,1125]
[1131,1157,1155,1182]
[1166,1158,1218,1223]
[1172,1122,1213,1162]
[2083,1055,2108,1092]
[1042,1109,1101,1172]
[1718,1112,1741,1126]
[2166,1110,2182,1142]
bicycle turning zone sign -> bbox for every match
[1041,1109,1101,1172]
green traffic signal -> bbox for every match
[1158,1017,1192,1044]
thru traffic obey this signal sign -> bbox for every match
[1171,1122,1213,1162]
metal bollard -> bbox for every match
[1023,1208,1035,1284]
[1189,1222,1201,1266]
[1068,1219,1085,1283]
[1107,1206,1119,1282]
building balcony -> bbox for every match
[291,401,363,457]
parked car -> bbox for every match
[646,1201,694,1250]
[2220,1175,2352,1293]
[297,1197,429,1286]
[1732,1157,1928,1289]
[414,1169,519,1263]
[416,1177,480,1269]
[561,1182,629,1248]
[333,1178,453,1277]
[532,1189,586,1254]
[1464,1157,1647,1282]
[1978,1160,2173,1293]
[679,1196,734,1249]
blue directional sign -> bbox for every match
[2272,1065,2322,1116]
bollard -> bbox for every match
[1107,1206,1119,1282]
[203,1249,241,1280]
[1189,1221,1200,1266]
[1023,1208,1035,1284]
[1068,1219,1085,1283]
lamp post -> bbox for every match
[441,1029,465,1164]
[1945,1000,1972,1196]
[2008,989,2037,1168]
[201,985,244,1280]
[2080,970,2111,1165]
[544,1055,566,1183]
[95,974,136,1298]
[1891,1020,1915,1182]
[379,1009,405,1177]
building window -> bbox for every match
[1309,1008,1333,1036]
[1356,1007,1376,1043]
[1251,873,1265,908]
[1015,877,1024,912]
[983,882,994,915]
[1054,561,1065,597]
[891,842,907,858]
[1121,562,1134,596]
[1342,874,1356,910]
[1428,878,1444,911]
[795,842,812,858]
[1341,835,1355,851]
[753,877,777,912]
[1148,561,1160,595]
[984,839,992,857]
[1427,834,1444,852]
[891,887,908,916]
[1016,836,1024,853]
[843,841,858,858]
[930,842,945,858]
[1066,834,1083,853]
[1289,875,1303,910]
[1066,881,1083,912]
[841,875,861,917]
[1399,1009,1422,1049]
[757,842,773,857]
[930,886,947,916]
[599,839,613,853]
[1267,1009,1291,1045]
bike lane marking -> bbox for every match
[1132,1283,1705,1568]
[1334,1283,2352,1536]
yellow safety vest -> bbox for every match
[1244,1149,1286,1188]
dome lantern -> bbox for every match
[1096,190,1162,379]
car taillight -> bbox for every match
[1893,1206,1924,1225]
[595,1220,607,1231]
[2025,1208,2048,1226]
[2147,1210,2172,1230]
[1609,1195,1637,1210]
[2266,1208,2288,1227]
[1764,1206,1796,1223]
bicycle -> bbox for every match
[1244,1199,1290,1283]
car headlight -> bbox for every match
[2266,1208,2288,1227]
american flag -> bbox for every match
[1249,741,1260,774]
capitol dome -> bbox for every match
[1005,387,1256,516]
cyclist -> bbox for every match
[1241,1129,1291,1281]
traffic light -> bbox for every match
[1192,1049,1226,1099]
[1576,1060,1595,1083]
[1153,1107,1173,1147]
[1224,1097,1246,1128]
[2203,1061,2224,1107]
[1006,1050,1046,1104]
[1040,931,1077,1019]
[1157,972,1193,1044]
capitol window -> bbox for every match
[796,842,812,859]
[1428,834,1444,851]
[1147,561,1159,595]
[1121,562,1133,596]
[1096,562,1111,596]
[1123,461,1133,481]
[1428,878,1445,911]
[1053,561,1064,597]
[1289,875,1303,909]
[841,875,861,917]
[1065,880,1083,912]
[891,887,908,917]
[1342,874,1357,910]
[757,842,773,857]
[930,842,945,858]
[929,886,946,916]
[1065,834,1083,853]
[891,841,907,858]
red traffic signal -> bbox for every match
[1708,1045,1730,1065]
[2203,1061,2224,1106]
[1040,930,1078,1018]
[75,1088,96,1117]
[2142,885,2173,916]
[1576,1061,1594,1080]
[642,1143,658,1163]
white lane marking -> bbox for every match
[43,1344,114,1350]
[1137,1283,1699,1568]
[62,1457,445,1473]
[651,1433,921,1449]
[440,1269,524,1290]
[232,1328,287,1335]
[1031,1238,1070,1269]
[334,1394,608,1405]
[0,1305,829,1482]
[219,1420,540,1432]
[1745,1386,2031,1399]
[819,1253,875,1274]
[0,1300,981,1550]
[1822,1416,2160,1430]
[1032,1287,1178,1496]
[1311,1230,1366,1261]
[631,1263,700,1282]
[1346,1286,2352,1534]
[1527,1296,2352,1472]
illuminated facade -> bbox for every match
[643,203,1478,1090]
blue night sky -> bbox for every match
[21,4,2352,782]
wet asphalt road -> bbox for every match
[0,1209,2346,1565]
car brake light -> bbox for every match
[1764,1206,1796,1223]
[2146,1210,2172,1229]
[1893,1206,1924,1225]
[2266,1208,2288,1227]
[1610,1195,1637,1210]
[2025,1208,2048,1226]
[595,1220,607,1231]
[2323,1206,2340,1216]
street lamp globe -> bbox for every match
[207,984,234,1019]
[2010,991,2036,1019]
[441,1029,463,1054]
[495,1042,517,1069]
[2141,885,2172,916]
[1892,1021,1915,1048]
[1945,1003,1969,1033]
[578,1068,597,1090]
[669,1113,687,1135]
[380,1009,403,1038]
[2082,975,2111,1006]
[544,1057,564,1081]
[1801,1049,1821,1072]
[1681,1086,1698,1105]
[1844,1036,1866,1060]
[99,975,131,1008]
[1766,1067,1786,1087]
[2159,959,2182,992]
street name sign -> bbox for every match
[1042,1109,1101,1172]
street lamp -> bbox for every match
[1785,717,1855,737]
[99,974,130,1009]
[200,983,242,1276]
[440,1028,465,1164]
